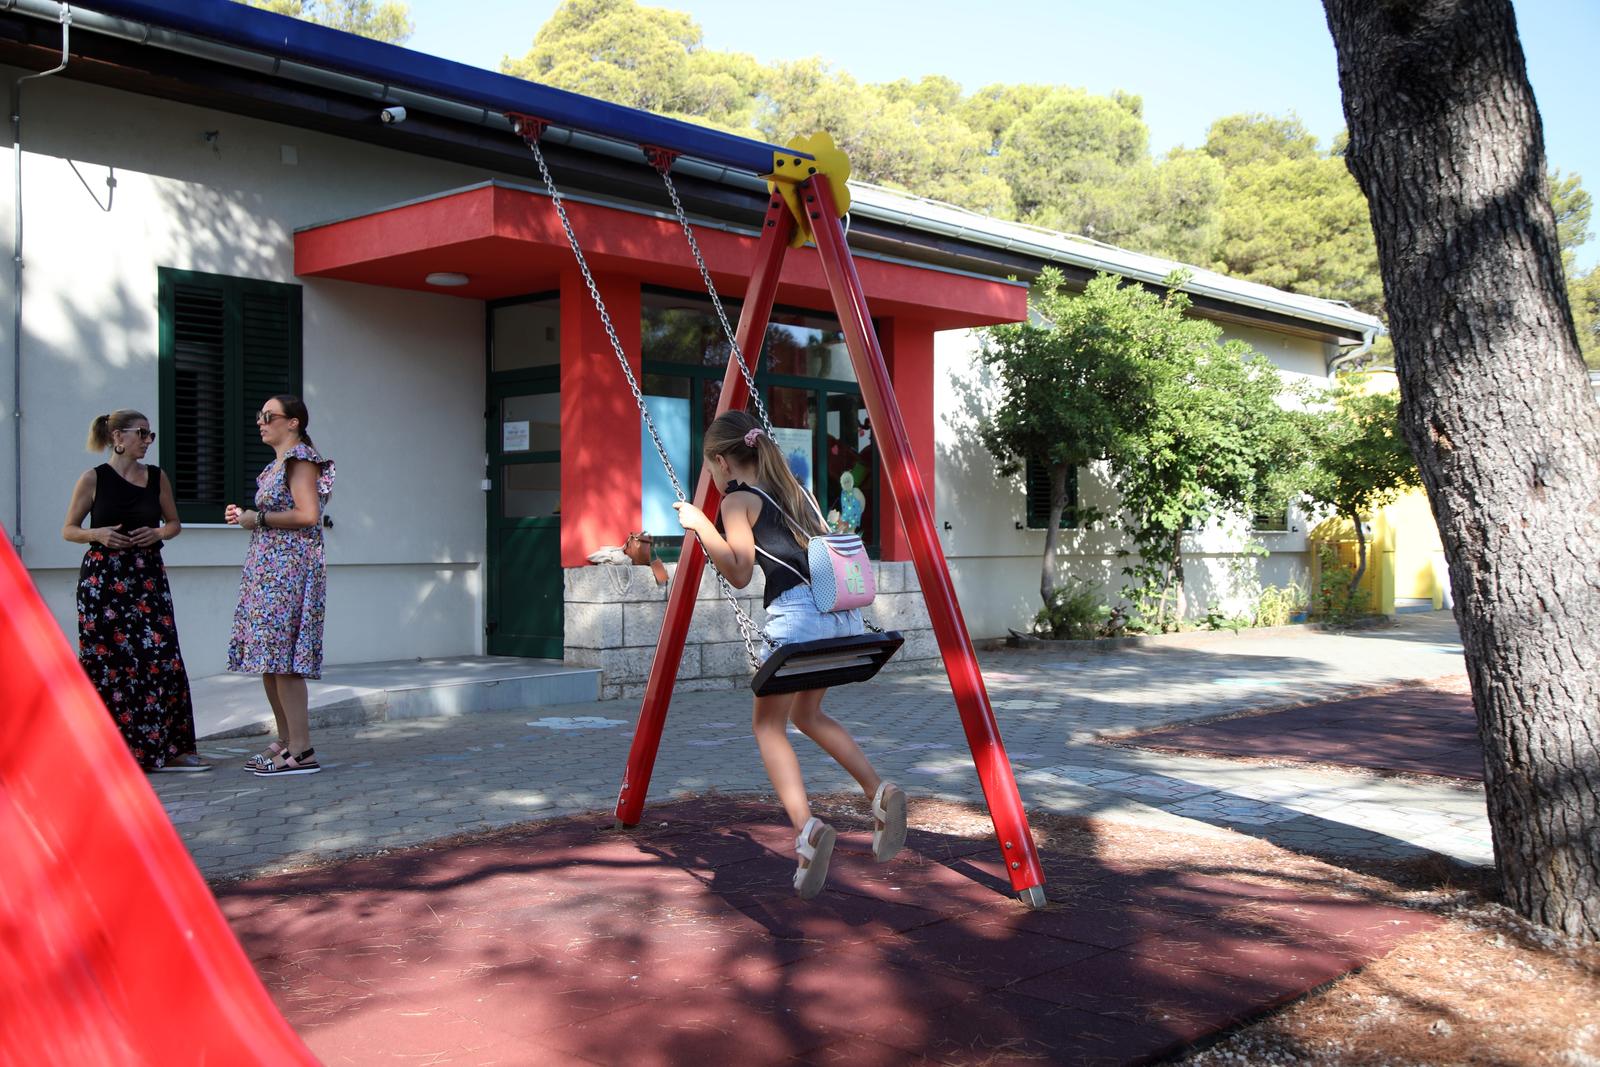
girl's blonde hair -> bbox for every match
[86,409,147,452]
[703,410,824,548]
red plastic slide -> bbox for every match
[0,526,315,1065]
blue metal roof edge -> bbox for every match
[74,0,807,175]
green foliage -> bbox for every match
[1548,169,1600,369]
[1301,375,1420,592]
[1302,377,1418,520]
[246,0,412,42]
[1030,581,1109,640]
[1205,114,1383,315]
[500,0,766,130]
[1252,581,1306,628]
[1199,608,1249,632]
[1311,544,1367,624]
[978,267,1131,605]
[1571,265,1600,370]
[1102,274,1303,631]
[500,2,1600,364]
[981,269,1298,629]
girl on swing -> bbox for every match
[675,410,908,900]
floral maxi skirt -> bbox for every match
[76,546,198,770]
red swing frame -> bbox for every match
[610,175,1047,906]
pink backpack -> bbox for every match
[745,486,875,613]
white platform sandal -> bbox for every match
[871,781,907,863]
[793,817,837,900]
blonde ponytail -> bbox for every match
[702,410,825,549]
[86,409,146,452]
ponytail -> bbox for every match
[87,409,147,452]
[702,410,825,549]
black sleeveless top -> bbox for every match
[89,463,163,541]
[722,481,813,608]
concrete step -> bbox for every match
[193,657,602,740]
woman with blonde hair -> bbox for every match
[675,409,906,899]
[62,409,208,772]
[226,394,335,777]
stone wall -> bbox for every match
[565,561,938,700]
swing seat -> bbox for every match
[749,631,905,697]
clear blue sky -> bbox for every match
[401,0,1600,272]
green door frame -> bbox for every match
[485,317,563,657]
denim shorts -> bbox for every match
[760,584,865,663]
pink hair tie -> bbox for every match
[743,427,764,447]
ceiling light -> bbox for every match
[425,272,469,287]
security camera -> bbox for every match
[379,106,407,124]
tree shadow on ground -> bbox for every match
[215,796,1441,1066]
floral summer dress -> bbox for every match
[76,463,199,770]
[227,443,335,678]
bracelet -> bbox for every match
[258,510,269,530]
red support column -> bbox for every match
[614,197,795,827]
[560,269,642,567]
[878,317,937,562]
[804,177,1046,904]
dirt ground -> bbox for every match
[875,799,1599,1067]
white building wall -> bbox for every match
[2,69,492,674]
[933,322,1335,639]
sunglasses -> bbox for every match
[255,411,290,425]
[118,427,156,442]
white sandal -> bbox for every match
[871,781,907,863]
[793,817,837,900]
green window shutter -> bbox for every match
[236,285,302,498]
[159,269,301,522]
[1025,458,1079,530]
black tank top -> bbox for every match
[722,481,814,608]
[89,463,163,539]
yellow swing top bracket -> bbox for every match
[763,131,852,249]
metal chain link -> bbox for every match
[656,165,775,440]
[524,136,775,668]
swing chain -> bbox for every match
[659,166,887,637]
[655,165,775,440]
[522,134,774,669]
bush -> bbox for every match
[1031,581,1110,640]
[1312,545,1368,624]
[1200,608,1249,632]
[1253,581,1307,628]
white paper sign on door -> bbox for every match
[502,420,530,452]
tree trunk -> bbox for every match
[1039,462,1069,606]
[1325,0,1600,939]
[1347,510,1368,605]
[1170,530,1187,629]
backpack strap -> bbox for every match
[727,482,817,587]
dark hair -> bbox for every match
[268,394,315,449]
[86,409,147,452]
[702,410,824,548]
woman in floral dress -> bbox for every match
[226,394,335,777]
[62,408,209,772]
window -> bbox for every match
[158,269,302,522]
[639,289,878,554]
[1252,503,1292,532]
[1025,458,1079,529]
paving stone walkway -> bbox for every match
[157,612,1492,881]
[224,797,1436,1067]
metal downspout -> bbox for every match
[9,1,70,549]
[1328,323,1379,375]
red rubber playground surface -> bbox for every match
[221,797,1435,1066]
[1123,686,1482,781]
